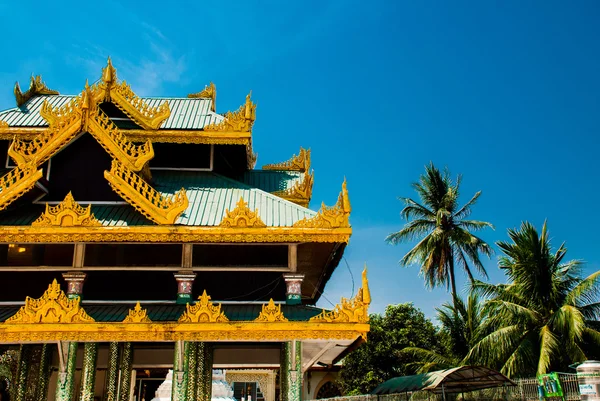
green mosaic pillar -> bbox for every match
[105,342,120,401]
[15,344,32,401]
[186,343,198,401]
[79,343,99,401]
[55,342,78,401]
[118,343,133,401]
[196,343,213,401]
[281,341,302,401]
[35,344,52,401]
[171,341,188,401]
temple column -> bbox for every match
[118,343,133,401]
[196,343,213,401]
[281,341,302,401]
[15,344,32,401]
[283,274,304,305]
[171,341,187,401]
[105,342,120,401]
[35,343,52,401]
[174,272,197,304]
[55,342,78,401]
[186,342,198,401]
[80,343,99,401]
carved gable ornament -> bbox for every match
[123,302,152,323]
[219,197,266,228]
[178,290,229,323]
[263,147,310,172]
[32,192,102,227]
[5,279,95,324]
[255,299,288,322]
[293,179,351,229]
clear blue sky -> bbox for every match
[1,1,599,319]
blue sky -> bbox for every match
[1,1,599,319]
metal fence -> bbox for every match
[309,374,581,401]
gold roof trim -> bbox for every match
[255,299,288,322]
[310,266,370,324]
[204,92,256,132]
[0,165,43,212]
[123,302,152,323]
[273,170,314,207]
[219,197,266,228]
[14,75,59,107]
[0,120,8,129]
[188,82,216,112]
[5,279,94,324]
[293,178,351,228]
[263,148,310,172]
[32,192,102,227]
[179,290,229,323]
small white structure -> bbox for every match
[151,370,236,401]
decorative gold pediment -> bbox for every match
[5,279,95,324]
[123,302,152,323]
[293,178,351,228]
[178,290,229,323]
[219,197,266,228]
[263,148,310,172]
[273,171,314,207]
[32,192,102,227]
[14,75,59,107]
[310,267,370,324]
[255,299,288,322]
[204,92,255,132]
[188,82,216,112]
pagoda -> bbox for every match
[0,59,368,401]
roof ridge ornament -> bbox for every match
[254,299,289,322]
[219,197,267,228]
[204,91,256,132]
[292,178,351,228]
[272,170,314,207]
[123,302,152,323]
[309,265,370,324]
[263,147,310,172]
[5,279,95,324]
[32,192,102,227]
[14,75,59,107]
[0,165,44,212]
[178,290,229,323]
[188,82,216,112]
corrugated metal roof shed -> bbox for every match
[0,95,223,129]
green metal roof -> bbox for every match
[0,303,325,323]
[0,95,223,130]
[238,170,304,193]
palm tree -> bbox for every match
[467,221,600,377]
[386,163,494,303]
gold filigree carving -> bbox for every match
[32,192,101,227]
[310,266,370,324]
[0,165,43,211]
[255,299,288,322]
[178,290,229,323]
[188,82,216,112]
[219,197,266,228]
[5,279,94,324]
[273,171,314,207]
[104,160,188,225]
[0,120,8,129]
[204,92,256,132]
[293,178,351,228]
[263,148,310,172]
[14,75,59,107]
[123,302,152,323]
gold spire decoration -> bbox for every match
[263,148,310,172]
[14,75,59,107]
[254,299,288,322]
[188,82,216,112]
[178,290,229,323]
[204,91,256,132]
[123,302,152,323]
[310,266,370,324]
[5,279,95,324]
[219,197,266,228]
[32,192,102,227]
[293,178,351,228]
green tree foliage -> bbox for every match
[467,221,600,377]
[386,163,493,304]
[339,303,443,395]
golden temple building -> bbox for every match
[0,59,369,401]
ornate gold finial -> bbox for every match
[293,178,351,228]
[263,148,311,172]
[14,75,59,107]
[204,91,256,132]
[188,82,216,112]
[102,57,117,87]
[32,192,102,227]
[5,279,95,324]
[178,290,229,323]
[309,267,370,324]
[255,299,288,322]
[244,91,256,121]
[219,197,266,228]
[123,302,152,323]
